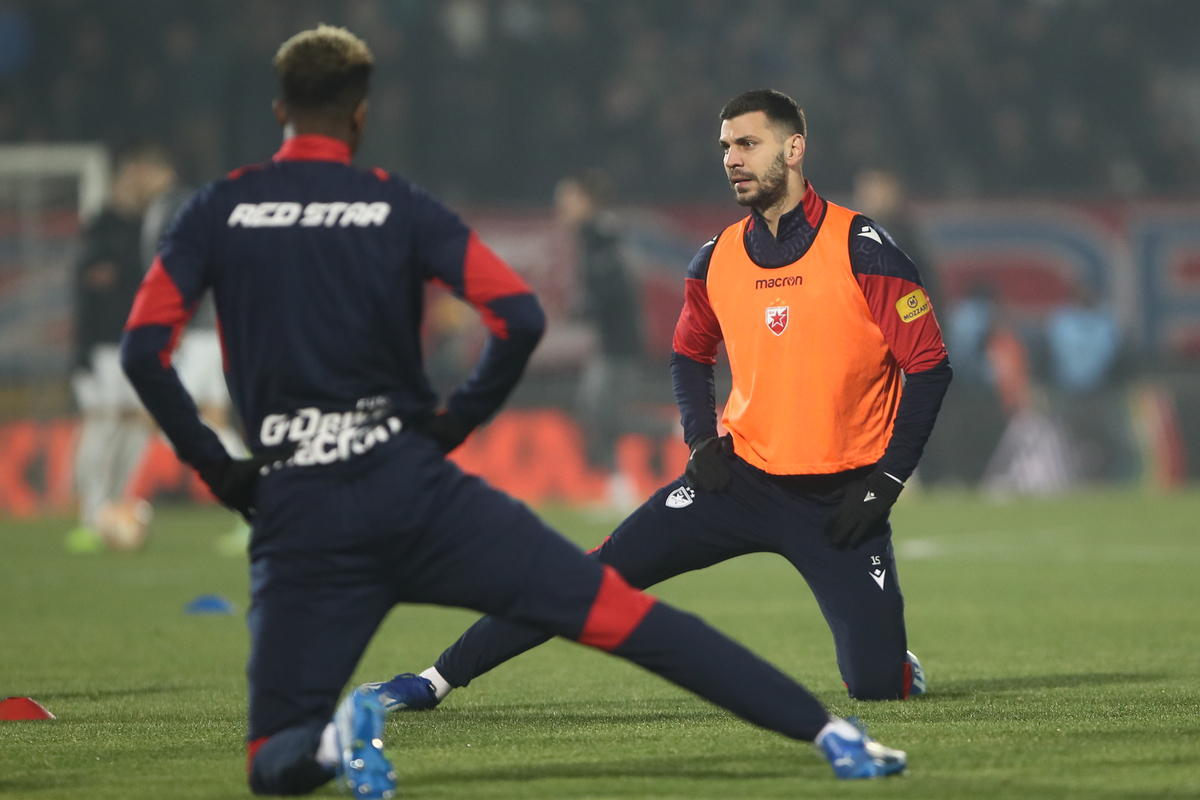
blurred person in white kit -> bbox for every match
[69,143,174,551]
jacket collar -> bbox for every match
[273,134,353,164]
[748,180,825,242]
[743,181,829,269]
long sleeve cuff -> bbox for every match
[120,325,229,468]
[446,293,545,428]
[671,351,718,447]
[876,358,953,481]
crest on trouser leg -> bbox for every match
[665,485,695,508]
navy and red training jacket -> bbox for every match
[121,134,545,470]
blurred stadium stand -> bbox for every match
[0,0,1199,514]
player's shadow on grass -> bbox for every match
[0,779,80,795]
[933,671,1164,697]
[420,703,732,732]
[403,752,816,789]
[33,684,207,701]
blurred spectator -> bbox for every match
[2,1,1199,199]
[945,282,996,388]
[987,317,1032,417]
[1046,284,1136,482]
[1046,284,1120,395]
[68,141,175,553]
[853,167,941,310]
[921,282,1006,486]
[555,168,644,505]
[982,310,1076,496]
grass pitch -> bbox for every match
[2,489,1198,799]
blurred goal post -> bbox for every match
[0,143,111,413]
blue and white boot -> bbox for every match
[359,672,441,712]
[817,717,907,779]
[332,687,396,798]
[906,650,927,697]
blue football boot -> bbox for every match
[818,717,907,779]
[359,673,440,712]
[332,687,396,799]
[907,650,927,697]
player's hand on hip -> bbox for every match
[826,470,904,549]
[684,434,735,492]
[198,445,294,522]
[418,409,473,454]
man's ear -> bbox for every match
[787,134,806,167]
[352,100,369,134]
[273,99,287,128]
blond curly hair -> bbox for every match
[273,25,374,111]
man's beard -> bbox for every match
[731,150,788,210]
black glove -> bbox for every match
[684,434,734,493]
[419,409,473,454]
[197,446,294,522]
[826,470,904,550]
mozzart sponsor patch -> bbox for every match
[227,201,391,228]
[896,289,931,323]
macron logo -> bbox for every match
[227,201,391,229]
[857,225,882,244]
[870,568,887,590]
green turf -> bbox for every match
[2,490,1199,799]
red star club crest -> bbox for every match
[765,305,788,335]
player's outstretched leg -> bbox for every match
[555,563,909,779]
[361,442,908,779]
[370,476,752,708]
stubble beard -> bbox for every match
[731,150,789,211]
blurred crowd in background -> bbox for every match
[0,0,1197,525]
[0,0,1198,201]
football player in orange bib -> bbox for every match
[371,89,951,709]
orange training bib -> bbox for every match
[705,202,902,474]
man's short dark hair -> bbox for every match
[273,25,374,113]
[719,89,806,138]
[115,139,173,172]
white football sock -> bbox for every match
[815,716,862,746]
[315,721,339,769]
[420,666,453,701]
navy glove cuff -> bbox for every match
[419,409,473,454]
[825,469,904,550]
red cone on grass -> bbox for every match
[0,697,55,720]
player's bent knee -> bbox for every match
[246,727,335,796]
[576,565,656,651]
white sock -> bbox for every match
[420,666,453,701]
[815,716,862,746]
[315,721,340,768]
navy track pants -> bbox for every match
[244,431,830,795]
[437,455,910,703]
